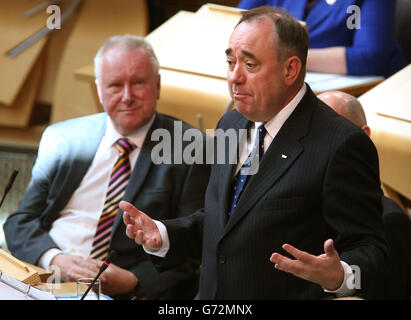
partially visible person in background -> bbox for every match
[318,90,411,300]
[237,0,408,77]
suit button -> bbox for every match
[218,255,226,264]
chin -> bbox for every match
[235,105,258,121]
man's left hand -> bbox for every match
[270,239,344,291]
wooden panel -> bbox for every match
[0,249,41,284]
[51,0,149,123]
[37,5,80,104]
[0,0,48,105]
[0,48,46,127]
[0,125,44,150]
[156,69,230,131]
[147,4,240,79]
[359,64,411,199]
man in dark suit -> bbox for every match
[318,90,411,300]
[3,35,210,299]
[121,7,387,299]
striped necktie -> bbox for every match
[229,124,266,216]
[90,138,136,260]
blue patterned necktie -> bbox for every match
[229,124,266,216]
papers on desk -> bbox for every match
[0,271,56,300]
[306,72,383,93]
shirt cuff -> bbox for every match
[142,220,170,258]
[38,248,63,270]
[323,260,356,297]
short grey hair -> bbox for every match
[94,34,159,80]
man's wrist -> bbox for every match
[39,248,63,270]
[323,261,356,297]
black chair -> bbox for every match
[396,0,411,63]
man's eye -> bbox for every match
[245,62,255,69]
[226,60,234,68]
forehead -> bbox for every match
[227,18,276,57]
[101,47,152,74]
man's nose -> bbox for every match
[228,63,246,85]
[121,84,132,104]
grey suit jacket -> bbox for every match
[4,112,210,299]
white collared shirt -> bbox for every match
[39,115,155,269]
[236,83,307,174]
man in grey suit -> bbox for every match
[3,35,210,299]
[121,7,387,299]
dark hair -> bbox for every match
[237,6,309,78]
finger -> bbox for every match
[145,235,161,250]
[125,223,137,239]
[270,252,300,274]
[135,230,145,245]
[123,211,132,225]
[139,230,162,251]
[87,258,103,270]
[78,257,100,273]
[282,243,313,264]
[324,239,337,258]
[119,201,141,220]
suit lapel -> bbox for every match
[61,115,107,204]
[222,86,316,237]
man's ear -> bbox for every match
[156,74,161,100]
[361,125,371,137]
[95,79,103,105]
[283,56,302,86]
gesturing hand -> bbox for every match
[120,200,162,252]
[270,239,345,291]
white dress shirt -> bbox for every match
[147,84,355,296]
[39,115,155,269]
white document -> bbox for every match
[0,271,56,300]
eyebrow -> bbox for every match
[225,48,256,59]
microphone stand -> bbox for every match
[0,170,19,209]
[80,251,116,300]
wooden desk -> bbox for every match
[359,64,411,202]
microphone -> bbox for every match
[80,250,117,300]
[0,169,19,209]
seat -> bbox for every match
[396,0,411,63]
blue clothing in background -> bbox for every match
[237,0,408,77]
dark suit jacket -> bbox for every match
[3,112,210,299]
[380,196,411,299]
[159,85,387,299]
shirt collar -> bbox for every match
[101,113,156,151]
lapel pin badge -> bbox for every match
[281,154,287,159]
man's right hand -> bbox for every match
[50,254,100,282]
[120,200,162,252]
